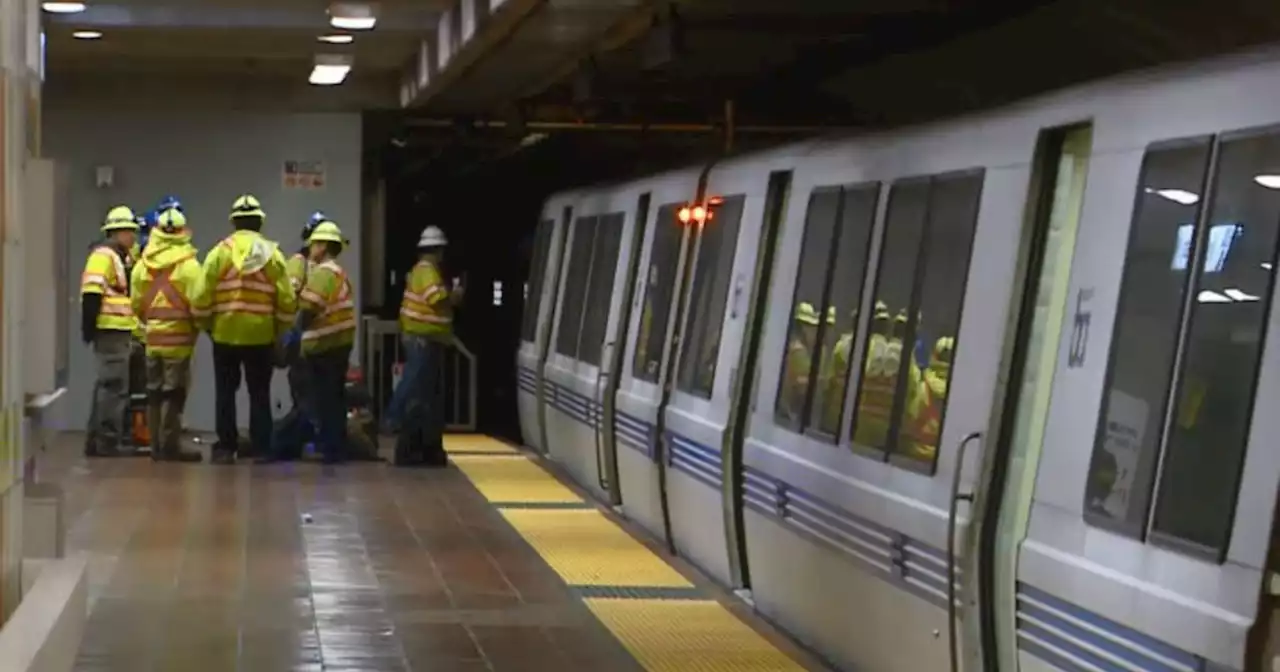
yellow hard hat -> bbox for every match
[872,300,890,321]
[931,336,955,369]
[102,205,139,232]
[157,208,187,232]
[307,221,346,248]
[894,310,908,324]
[795,302,820,326]
[825,306,836,325]
[229,194,265,220]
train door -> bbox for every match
[532,206,571,455]
[657,162,761,587]
[721,170,793,591]
[592,192,652,505]
[969,124,1093,672]
[516,215,558,450]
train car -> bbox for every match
[517,44,1280,672]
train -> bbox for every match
[515,44,1280,672]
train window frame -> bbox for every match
[675,193,746,400]
[521,218,554,344]
[848,169,985,476]
[805,182,881,442]
[554,216,599,360]
[1083,127,1280,563]
[577,212,626,367]
[774,186,844,434]
[632,202,687,384]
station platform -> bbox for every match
[42,433,824,671]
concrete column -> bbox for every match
[0,0,42,620]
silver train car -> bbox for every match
[515,45,1280,672]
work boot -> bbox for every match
[152,444,203,463]
[210,443,236,465]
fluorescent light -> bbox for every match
[1263,262,1274,271]
[1154,188,1199,205]
[42,1,85,12]
[330,16,376,30]
[317,34,353,44]
[1197,290,1232,303]
[1224,288,1261,302]
[72,30,101,39]
[309,64,351,85]
[1256,175,1280,189]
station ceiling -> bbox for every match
[41,0,1280,186]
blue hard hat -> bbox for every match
[302,210,327,240]
[156,195,183,213]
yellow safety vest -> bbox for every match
[201,230,296,346]
[286,251,308,296]
[131,229,208,358]
[81,244,137,333]
[299,259,356,355]
[399,259,452,339]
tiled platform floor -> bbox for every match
[36,433,824,671]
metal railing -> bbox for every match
[361,316,478,432]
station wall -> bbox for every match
[43,105,363,433]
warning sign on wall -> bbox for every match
[283,160,326,190]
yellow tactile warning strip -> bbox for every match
[450,455,584,504]
[445,434,810,672]
[500,509,693,588]
[443,434,520,454]
[586,598,809,671]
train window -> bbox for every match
[851,171,984,472]
[808,184,880,437]
[676,194,746,398]
[1150,130,1280,555]
[775,188,842,429]
[633,203,685,382]
[1083,139,1212,537]
[521,219,554,343]
[852,179,930,454]
[554,216,598,358]
[890,172,983,469]
[578,213,625,367]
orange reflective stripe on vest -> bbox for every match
[139,266,192,321]
[212,239,277,315]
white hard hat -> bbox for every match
[418,225,448,248]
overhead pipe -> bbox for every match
[402,117,849,134]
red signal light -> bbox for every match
[677,206,692,224]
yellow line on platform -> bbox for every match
[445,434,811,672]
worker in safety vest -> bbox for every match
[82,206,141,457]
[821,308,856,432]
[275,220,356,464]
[853,302,895,448]
[384,225,463,448]
[781,302,821,423]
[287,211,327,295]
[904,336,953,463]
[202,194,295,464]
[130,207,206,463]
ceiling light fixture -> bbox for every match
[1256,175,1280,189]
[328,2,377,30]
[42,1,86,13]
[1197,290,1232,303]
[1224,287,1261,302]
[72,30,102,39]
[309,53,353,86]
[318,34,353,44]
[1144,187,1200,205]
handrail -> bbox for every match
[948,431,981,672]
[360,316,478,432]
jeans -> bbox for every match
[212,343,274,456]
[383,336,428,430]
[306,347,351,462]
[407,337,446,451]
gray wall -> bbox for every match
[44,106,362,433]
